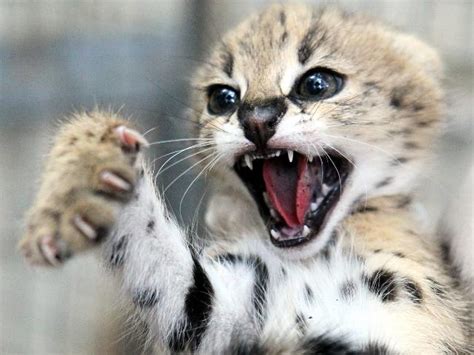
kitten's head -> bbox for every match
[190,4,443,259]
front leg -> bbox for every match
[20,111,148,265]
[19,111,260,352]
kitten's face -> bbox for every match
[191,5,442,259]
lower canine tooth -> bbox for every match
[244,155,253,170]
[270,208,279,219]
[303,225,311,237]
[270,229,281,240]
[322,184,330,195]
[287,150,294,163]
[263,192,270,206]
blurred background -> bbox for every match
[0,1,472,354]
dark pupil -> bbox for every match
[305,73,328,95]
[217,89,237,109]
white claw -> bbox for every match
[115,126,149,148]
[244,155,253,170]
[100,171,131,192]
[287,150,294,163]
[303,225,311,237]
[40,236,60,266]
[73,215,97,240]
[270,229,281,240]
[311,202,318,212]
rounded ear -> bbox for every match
[391,32,443,80]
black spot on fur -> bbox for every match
[186,255,214,349]
[222,50,234,77]
[251,256,269,326]
[366,269,397,302]
[132,288,159,308]
[216,253,244,264]
[300,335,351,353]
[340,280,357,301]
[305,283,314,301]
[280,31,289,46]
[427,277,446,297]
[373,249,382,253]
[295,312,308,334]
[376,177,393,189]
[357,205,379,213]
[279,10,286,25]
[439,241,462,288]
[228,341,265,355]
[170,254,214,351]
[403,279,423,304]
[390,87,408,109]
[393,252,405,258]
[362,342,391,354]
[109,234,128,268]
[146,220,155,233]
[413,104,424,112]
[298,24,325,64]
[391,157,409,166]
[396,196,412,209]
[404,141,419,149]
[416,120,434,127]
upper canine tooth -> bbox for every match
[287,150,294,163]
[303,225,311,237]
[307,155,314,163]
[244,155,253,170]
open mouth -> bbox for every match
[234,150,352,248]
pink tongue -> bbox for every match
[262,155,314,228]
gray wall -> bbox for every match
[0,1,472,353]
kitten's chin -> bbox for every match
[233,149,353,257]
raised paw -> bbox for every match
[19,112,149,266]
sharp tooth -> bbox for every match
[287,150,294,163]
[270,229,281,240]
[311,202,318,211]
[316,197,324,205]
[322,184,330,195]
[263,192,270,206]
[275,150,281,157]
[244,155,253,170]
[307,155,314,163]
[303,225,311,237]
[270,208,279,219]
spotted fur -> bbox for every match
[20,4,471,354]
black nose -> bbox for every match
[237,97,287,150]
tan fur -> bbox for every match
[19,4,471,353]
[19,111,140,264]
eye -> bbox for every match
[295,68,344,101]
[207,85,240,115]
